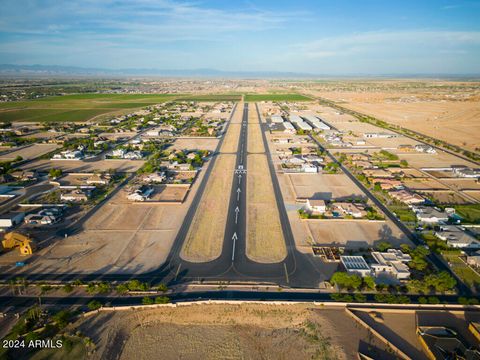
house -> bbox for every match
[270,115,284,123]
[340,256,372,277]
[0,212,25,228]
[388,189,425,205]
[306,199,327,214]
[127,187,154,202]
[373,178,403,190]
[52,150,83,160]
[86,173,111,185]
[435,225,480,249]
[415,144,436,154]
[466,251,480,267]
[10,171,37,182]
[142,172,166,184]
[452,166,480,178]
[370,249,412,280]
[412,206,449,224]
[332,202,367,218]
[111,148,126,158]
[363,132,396,138]
[24,208,63,225]
[61,189,91,202]
[123,151,143,160]
[187,152,197,160]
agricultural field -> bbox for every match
[0,93,195,123]
[244,93,312,102]
[178,94,241,102]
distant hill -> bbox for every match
[0,64,316,78]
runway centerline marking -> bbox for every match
[283,263,289,284]
[231,232,238,261]
[174,263,182,281]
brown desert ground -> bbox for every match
[307,80,480,153]
[74,304,392,360]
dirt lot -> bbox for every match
[287,173,365,201]
[307,220,409,248]
[12,166,209,275]
[0,143,60,161]
[181,154,235,262]
[421,191,471,204]
[147,185,189,202]
[172,137,220,152]
[403,178,448,190]
[247,154,286,263]
[310,81,480,152]
[76,304,390,360]
[397,151,476,169]
[20,159,145,173]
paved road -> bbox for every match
[0,182,53,214]
[308,135,472,296]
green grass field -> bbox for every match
[244,93,312,102]
[0,93,309,123]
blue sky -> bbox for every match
[1,0,479,74]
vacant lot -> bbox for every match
[0,93,180,123]
[247,153,286,263]
[76,304,386,360]
[181,154,235,262]
[172,137,220,152]
[313,82,480,152]
[20,159,145,172]
[0,143,60,161]
[14,184,199,274]
[308,220,410,248]
[244,93,312,102]
[288,173,365,201]
[148,185,189,202]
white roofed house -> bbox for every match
[270,115,284,123]
[306,199,327,214]
[435,225,480,249]
[413,206,449,224]
[340,256,372,277]
[370,249,412,280]
[61,189,92,202]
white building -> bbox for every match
[306,199,327,214]
[283,122,296,134]
[415,144,436,154]
[412,206,449,224]
[289,115,303,123]
[435,225,480,249]
[370,249,412,280]
[340,256,372,277]
[363,132,396,138]
[270,115,284,123]
[295,121,312,131]
[302,115,331,130]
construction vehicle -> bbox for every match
[1,232,35,255]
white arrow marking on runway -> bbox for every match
[232,232,238,261]
[235,206,240,224]
[238,174,242,184]
[237,187,241,201]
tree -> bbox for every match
[52,310,72,329]
[142,297,154,305]
[362,276,376,290]
[49,168,63,179]
[330,272,362,290]
[354,293,366,302]
[155,296,170,304]
[87,300,102,310]
[376,241,392,252]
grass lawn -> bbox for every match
[454,204,480,223]
[244,93,312,102]
[388,205,417,222]
[442,252,480,288]
[178,94,241,101]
